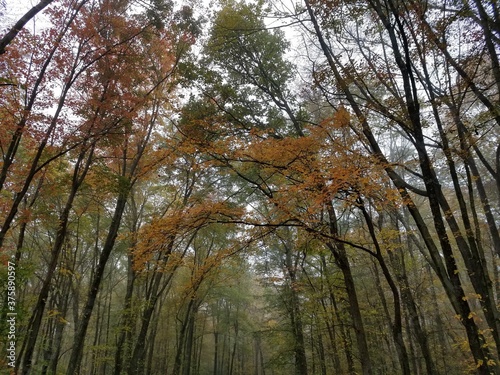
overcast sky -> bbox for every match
[1,0,50,35]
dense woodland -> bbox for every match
[0,0,499,374]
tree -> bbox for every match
[302,0,500,372]
[2,0,500,373]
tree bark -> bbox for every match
[65,190,129,375]
[283,240,308,375]
[325,202,372,375]
[359,203,410,375]
[20,145,94,375]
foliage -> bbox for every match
[1,0,499,374]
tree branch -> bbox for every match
[0,0,55,55]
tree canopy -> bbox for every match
[1,0,500,374]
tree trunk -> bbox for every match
[114,255,137,375]
[65,191,129,375]
[172,298,199,375]
[386,221,436,375]
[128,237,176,375]
[21,146,94,375]
[325,203,372,375]
[283,237,308,375]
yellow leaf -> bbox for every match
[332,106,351,128]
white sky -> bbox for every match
[2,0,52,35]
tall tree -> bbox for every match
[302,0,500,372]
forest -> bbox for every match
[0,0,499,374]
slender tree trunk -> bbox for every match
[214,329,219,375]
[173,298,199,375]
[325,202,372,375]
[90,292,103,375]
[195,312,207,375]
[321,255,354,374]
[114,255,137,375]
[48,272,71,374]
[283,238,308,375]
[40,297,56,375]
[370,259,397,366]
[21,146,94,375]
[128,284,161,374]
[315,320,327,375]
[182,310,196,375]
[317,258,345,373]
[145,303,162,375]
[229,312,239,375]
[426,263,452,373]
[387,234,436,375]
[319,298,342,373]
[65,190,129,375]
[128,237,176,375]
